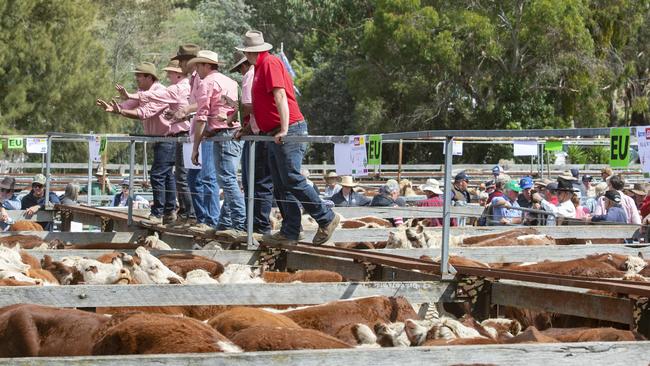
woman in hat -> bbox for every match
[416,178,452,227]
[0,177,20,210]
[323,171,341,198]
[331,176,370,207]
[113,178,150,209]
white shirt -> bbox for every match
[241,66,258,134]
[323,184,342,198]
[541,198,576,226]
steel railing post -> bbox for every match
[441,136,455,279]
[246,140,256,248]
[44,134,52,208]
[128,139,135,226]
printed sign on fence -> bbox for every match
[513,140,538,156]
[544,140,563,151]
[368,134,382,165]
[610,127,630,168]
[334,135,368,177]
[26,138,48,154]
[636,126,650,173]
[8,137,23,150]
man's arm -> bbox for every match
[272,87,289,144]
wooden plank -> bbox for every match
[4,210,54,222]
[0,231,146,243]
[492,281,634,325]
[5,342,650,366]
[0,282,452,308]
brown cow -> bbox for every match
[282,296,418,344]
[207,307,301,338]
[0,234,47,249]
[96,305,233,320]
[262,270,343,283]
[158,253,224,278]
[541,327,645,342]
[509,258,625,278]
[92,312,241,355]
[230,326,352,351]
[503,326,559,344]
[0,304,111,357]
[10,221,44,232]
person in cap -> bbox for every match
[483,180,496,196]
[166,44,222,233]
[488,174,510,202]
[116,55,195,225]
[581,174,594,198]
[237,30,340,245]
[187,50,246,235]
[97,62,178,225]
[0,177,21,210]
[593,175,641,225]
[532,178,576,225]
[233,50,273,234]
[491,165,502,179]
[452,172,471,204]
[21,174,60,230]
[588,190,627,224]
[323,171,342,198]
[112,178,149,209]
[80,164,116,196]
[490,180,523,225]
[331,176,370,207]
[517,176,534,208]
[416,178,450,227]
[371,180,404,226]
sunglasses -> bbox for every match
[121,185,129,189]
[32,184,44,189]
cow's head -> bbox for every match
[374,322,410,347]
[41,256,83,285]
[135,247,184,284]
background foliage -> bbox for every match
[1,0,649,164]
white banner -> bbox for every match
[183,143,202,170]
[636,126,650,173]
[334,135,368,177]
[25,138,47,154]
[513,140,538,156]
[89,136,102,163]
[442,141,463,156]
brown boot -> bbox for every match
[312,213,341,246]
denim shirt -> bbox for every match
[2,195,21,210]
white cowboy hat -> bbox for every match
[187,50,225,66]
[340,176,357,188]
[420,178,443,195]
[235,30,273,53]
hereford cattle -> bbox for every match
[422,337,499,346]
[10,221,44,232]
[208,307,302,338]
[185,269,219,284]
[0,304,111,357]
[42,255,84,285]
[59,256,131,285]
[0,235,47,249]
[541,327,644,342]
[128,247,184,284]
[217,264,264,284]
[262,270,343,283]
[404,317,487,346]
[341,216,393,229]
[92,312,241,355]
[503,326,559,344]
[386,224,463,249]
[0,278,37,286]
[158,253,224,278]
[282,296,418,344]
[96,305,232,321]
[141,232,172,250]
[509,258,625,278]
[230,326,352,351]
[419,255,491,269]
[460,227,555,247]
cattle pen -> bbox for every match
[1,128,650,365]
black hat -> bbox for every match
[555,179,576,192]
[171,44,200,61]
[454,171,470,182]
[604,190,621,203]
[546,182,558,192]
[570,168,579,178]
[582,175,593,182]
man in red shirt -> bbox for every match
[236,30,340,245]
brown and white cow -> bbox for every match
[230,326,352,351]
[207,307,301,338]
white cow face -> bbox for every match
[135,247,184,284]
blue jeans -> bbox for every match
[175,141,194,219]
[242,140,273,234]
[214,129,246,231]
[150,142,177,217]
[267,121,334,239]
[187,140,220,226]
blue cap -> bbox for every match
[454,171,470,181]
[519,176,534,190]
[492,166,501,174]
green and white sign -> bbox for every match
[368,134,382,165]
[544,140,563,151]
[7,137,23,150]
[610,127,630,168]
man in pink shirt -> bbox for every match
[232,52,273,235]
[96,62,177,225]
[188,50,246,234]
[116,59,194,225]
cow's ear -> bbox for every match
[639,251,644,259]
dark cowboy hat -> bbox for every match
[229,51,248,73]
[171,44,200,61]
[555,178,577,192]
[0,177,15,190]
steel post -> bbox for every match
[246,141,256,248]
[128,140,135,226]
[44,135,52,207]
[441,136,454,278]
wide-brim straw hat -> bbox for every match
[229,51,248,73]
[421,184,443,195]
[162,59,183,73]
[325,171,339,180]
[187,50,226,66]
[131,62,158,80]
[627,183,648,196]
[558,171,578,181]
[340,176,357,188]
[235,30,273,52]
[0,177,15,190]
